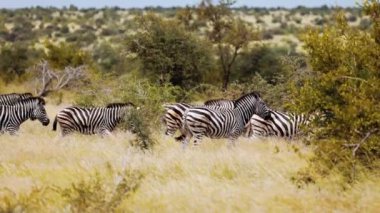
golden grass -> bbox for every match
[0,104,379,212]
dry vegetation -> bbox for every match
[0,105,379,212]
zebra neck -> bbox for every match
[11,105,33,122]
[107,108,125,122]
[233,105,254,125]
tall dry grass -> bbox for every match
[0,104,379,212]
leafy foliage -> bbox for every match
[44,42,92,69]
[291,3,380,180]
[126,13,214,89]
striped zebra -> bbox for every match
[0,93,33,105]
[244,110,312,139]
[162,100,235,141]
[0,97,50,135]
[52,102,135,137]
[181,92,271,148]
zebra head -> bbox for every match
[30,97,50,126]
[234,91,271,121]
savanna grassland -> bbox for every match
[0,104,379,212]
[1,0,380,212]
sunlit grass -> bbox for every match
[0,104,379,212]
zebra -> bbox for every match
[52,102,135,137]
[181,92,271,148]
[0,93,33,105]
[244,110,313,139]
[161,100,235,141]
[0,97,50,135]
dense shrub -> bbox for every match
[126,13,215,89]
[233,45,290,85]
[291,5,380,180]
[0,42,40,82]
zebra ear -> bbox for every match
[37,97,46,105]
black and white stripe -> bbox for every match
[162,103,192,139]
[0,93,33,105]
[181,92,271,148]
[162,100,235,141]
[52,102,135,137]
[245,110,311,139]
[0,97,50,135]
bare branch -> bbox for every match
[29,61,87,97]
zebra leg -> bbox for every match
[227,137,237,149]
[192,135,203,147]
[60,129,72,138]
[182,134,192,150]
[103,129,115,138]
[7,126,19,136]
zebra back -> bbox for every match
[0,93,33,105]
[106,102,135,108]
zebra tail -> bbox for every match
[52,116,58,131]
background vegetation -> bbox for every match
[0,0,379,211]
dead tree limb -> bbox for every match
[30,60,86,97]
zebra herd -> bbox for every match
[1,92,313,147]
[162,92,314,147]
[0,93,135,137]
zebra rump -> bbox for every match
[245,110,310,139]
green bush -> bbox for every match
[126,13,215,89]
[291,5,380,181]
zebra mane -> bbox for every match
[0,92,33,97]
[17,97,46,105]
[22,92,33,97]
[233,91,261,107]
[106,102,135,108]
[204,99,233,105]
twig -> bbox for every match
[352,128,378,157]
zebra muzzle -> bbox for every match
[42,119,50,126]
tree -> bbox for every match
[290,1,380,180]
[197,0,259,90]
[126,13,214,88]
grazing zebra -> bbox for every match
[52,102,135,137]
[181,92,271,148]
[0,93,33,105]
[244,110,312,139]
[0,97,50,135]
